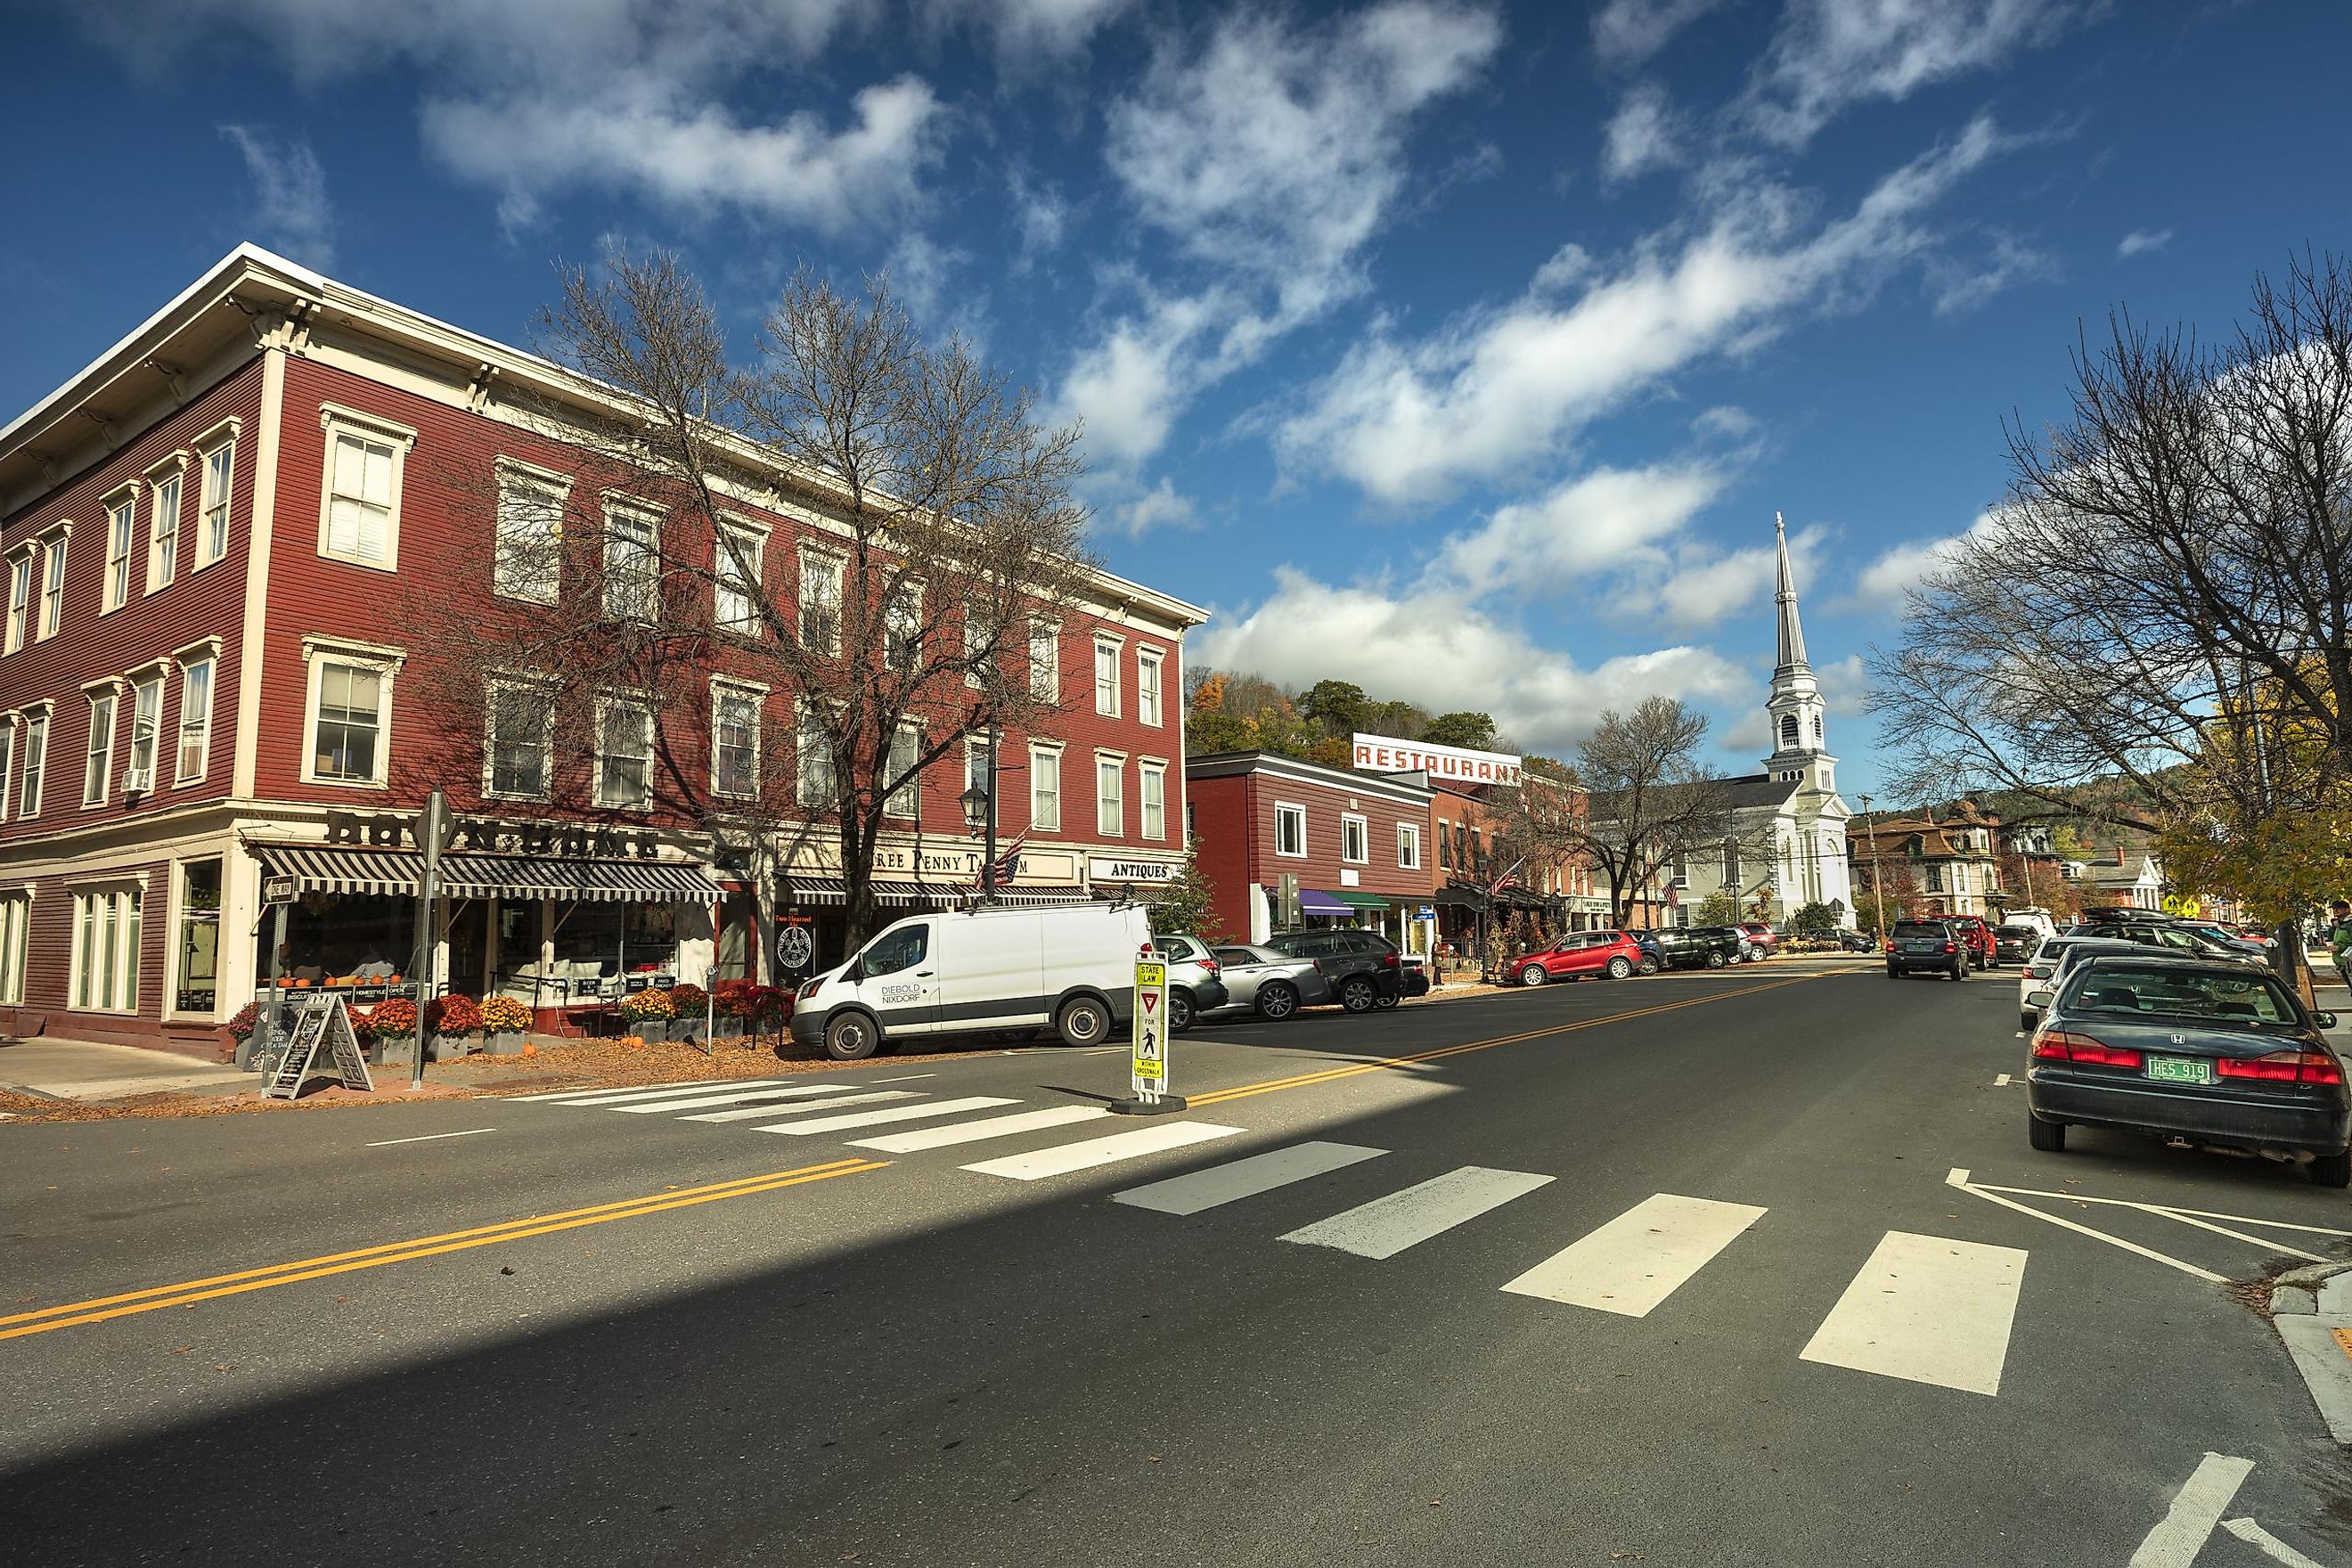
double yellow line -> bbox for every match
[1,1157,885,1343]
[1188,970,1837,1107]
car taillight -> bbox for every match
[1883,941,1897,953]
[1200,958,1220,976]
[1381,951,1400,968]
[2031,1031,2144,1068]
[1942,942,1956,953]
[2217,1051,2344,1086]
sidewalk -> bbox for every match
[0,1035,252,1102]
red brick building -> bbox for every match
[0,246,1204,1058]
[1185,752,1433,950]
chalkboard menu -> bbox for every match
[265,995,375,1099]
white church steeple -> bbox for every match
[1764,512,1835,796]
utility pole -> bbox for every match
[1858,794,1886,942]
[411,789,448,1092]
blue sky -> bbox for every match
[2,0,2340,795]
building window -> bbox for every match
[965,738,992,813]
[1139,649,1164,727]
[1029,742,1061,831]
[304,646,401,787]
[1779,713,1799,750]
[0,892,28,1005]
[595,697,654,810]
[963,613,991,690]
[1140,762,1165,840]
[485,679,553,800]
[320,408,412,568]
[1096,754,1124,837]
[70,884,142,1013]
[104,491,136,612]
[1924,863,1944,893]
[798,551,844,654]
[5,551,29,652]
[712,522,764,633]
[1438,821,1452,870]
[885,581,923,672]
[40,533,67,639]
[0,724,10,819]
[126,673,163,789]
[1398,821,1421,870]
[148,460,184,592]
[1094,638,1122,717]
[494,462,568,604]
[196,432,237,568]
[20,708,46,817]
[175,860,222,1014]
[83,688,118,806]
[886,724,920,820]
[1030,621,1059,700]
[1340,813,1368,863]
[796,703,837,807]
[603,505,660,623]
[176,656,214,784]
[1275,802,1306,858]
[712,683,761,799]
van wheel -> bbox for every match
[1339,977,1377,1013]
[822,1012,880,1062]
[1606,956,1633,980]
[1169,989,1195,1034]
[1055,995,1110,1047]
[1255,982,1299,1021]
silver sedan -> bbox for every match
[1210,945,1335,1020]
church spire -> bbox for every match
[1773,510,1809,674]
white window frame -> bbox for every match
[1139,760,1166,841]
[1340,812,1368,865]
[173,639,219,786]
[963,612,990,690]
[1096,750,1125,837]
[20,704,48,817]
[798,550,845,655]
[38,527,69,641]
[101,485,137,614]
[885,723,921,821]
[1029,619,1059,700]
[601,500,662,625]
[317,404,415,571]
[1093,635,1123,718]
[493,456,571,605]
[69,879,143,1015]
[1138,647,1164,728]
[194,418,241,570]
[5,549,30,653]
[0,720,12,821]
[482,674,556,802]
[796,699,838,808]
[965,736,993,818]
[82,682,120,807]
[593,693,656,810]
[1028,740,1062,831]
[884,579,923,672]
[146,453,187,594]
[1274,801,1308,859]
[299,636,404,788]
[125,666,166,788]
[712,517,766,635]
[1397,821,1422,870]
[0,889,29,1006]
[710,677,766,801]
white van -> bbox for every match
[789,902,1154,1060]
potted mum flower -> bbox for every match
[426,993,483,1061]
[366,997,419,1066]
[618,985,676,1042]
[667,983,708,1042]
[479,993,533,1054]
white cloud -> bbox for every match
[949,0,1133,63]
[1591,0,1734,68]
[880,231,966,324]
[1926,232,2056,315]
[1849,508,2003,604]
[1008,167,1069,271]
[1602,83,1687,184]
[1282,115,2017,503]
[2118,227,2173,259]
[1098,476,1198,540]
[1742,0,2099,148]
[220,125,336,267]
[1445,461,1725,597]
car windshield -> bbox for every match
[2066,965,2299,1023]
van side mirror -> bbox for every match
[2026,989,2053,1008]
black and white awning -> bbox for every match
[250,844,723,904]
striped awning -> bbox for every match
[982,885,1095,907]
[251,844,722,903]
[780,878,1094,910]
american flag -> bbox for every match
[1489,857,1526,894]
[983,833,1028,887]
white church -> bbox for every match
[1669,516,1856,927]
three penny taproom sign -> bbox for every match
[265,993,374,1099]
[324,811,665,861]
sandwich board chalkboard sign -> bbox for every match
[265,994,375,1099]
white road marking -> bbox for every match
[1946,1168,2226,1284]
[961,1121,1245,1180]
[1500,1194,1767,1318]
[509,1076,733,1102]
[2014,1032,2027,1039]
[1993,1074,2011,1086]
[870,1074,938,1083]
[608,1083,866,1115]
[756,1096,1020,1135]
[526,1078,792,1106]
[1968,1181,2352,1237]
[2147,1208,2331,1264]
[1115,1141,1387,1215]
[1280,1167,1556,1260]
[681,1090,919,1123]
[2222,1517,2328,1568]
[850,1105,1110,1152]
[2128,1453,2254,1567]
[1798,1230,2025,1395]
[364,1127,498,1147]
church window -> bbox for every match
[1779,714,1799,750]
[1812,715,1823,744]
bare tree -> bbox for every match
[410,249,1097,949]
[1870,252,2352,929]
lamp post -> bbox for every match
[959,720,1000,903]
[1858,793,1886,942]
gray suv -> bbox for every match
[1147,935,1230,1033]
[1262,928,1405,1013]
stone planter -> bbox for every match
[711,1017,746,1041]
[374,1035,418,1067]
[487,1031,528,1056]
[429,1033,475,1061]
[629,1018,670,1043]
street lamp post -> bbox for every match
[1858,793,1886,942]
[958,720,1001,903]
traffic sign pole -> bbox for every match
[1110,953,1187,1115]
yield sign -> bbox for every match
[1142,992,1158,1014]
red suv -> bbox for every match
[1946,914,1996,970]
[1740,921,1779,957]
[1514,930,1646,986]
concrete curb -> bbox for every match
[2269,1262,2352,1444]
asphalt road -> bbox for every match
[6,958,2352,1566]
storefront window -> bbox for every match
[259,894,413,987]
[176,860,221,1013]
[72,884,141,1012]
[552,901,678,979]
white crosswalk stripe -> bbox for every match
[519,1077,794,1106]
[1500,1194,1768,1318]
[1115,1142,1386,1216]
[1278,1166,1554,1260]
[849,1106,1110,1153]
[680,1090,919,1123]
[961,1121,1245,1180]
[754,1096,1023,1136]
[607,1083,868,1115]
[1799,1231,2025,1395]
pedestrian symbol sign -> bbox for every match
[1132,959,1168,1101]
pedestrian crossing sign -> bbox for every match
[1132,959,1168,1098]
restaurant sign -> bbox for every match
[1352,733,1523,788]
[325,810,664,860]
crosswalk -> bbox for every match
[519,1075,2029,1395]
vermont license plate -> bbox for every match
[2145,1055,2213,1085]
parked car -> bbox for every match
[1512,929,1646,986]
[2170,919,2273,960]
[1833,927,1877,952]
[792,902,1154,1059]
[1647,927,1744,970]
[1262,928,1405,1012]
[2025,953,2349,1186]
[1947,914,1997,970]
[1146,935,1232,1032]
[1886,918,1967,981]
[1209,944,1331,1020]
[1992,923,2044,967]
[2062,919,2253,962]
[2017,935,2145,1030]
[1629,933,1665,975]
[1399,954,1433,997]
[1740,921,1781,957]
